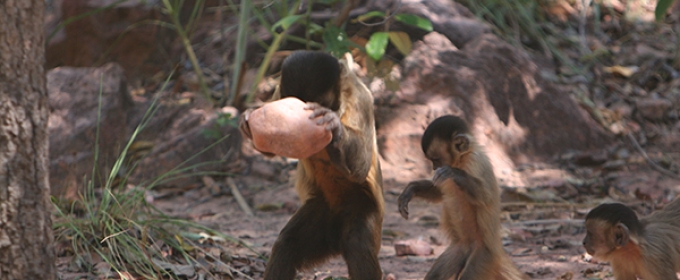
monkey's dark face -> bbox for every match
[424,134,471,170]
[583,219,621,260]
[279,51,341,111]
[425,138,453,170]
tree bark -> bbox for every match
[0,0,57,279]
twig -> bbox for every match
[334,0,360,27]
[505,219,584,226]
[501,202,589,208]
[189,241,255,280]
[227,177,254,216]
[627,132,680,179]
[357,0,403,27]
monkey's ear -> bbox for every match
[613,222,630,247]
[452,134,470,153]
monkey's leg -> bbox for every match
[264,197,337,280]
[340,213,383,280]
[398,179,442,219]
[424,244,469,280]
[456,246,499,280]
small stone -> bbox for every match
[636,98,672,120]
[394,239,434,256]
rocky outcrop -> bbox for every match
[48,63,131,196]
[376,32,613,186]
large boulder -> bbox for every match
[47,62,241,196]
[48,63,131,197]
[45,0,168,79]
[126,99,241,188]
[376,32,613,186]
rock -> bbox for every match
[128,104,241,187]
[636,97,672,120]
[394,239,434,256]
[48,63,131,197]
[247,97,332,159]
[46,0,168,79]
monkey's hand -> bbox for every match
[238,108,254,140]
[305,102,343,142]
[398,188,414,220]
[398,180,439,220]
[433,166,468,186]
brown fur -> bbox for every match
[241,52,384,280]
[398,116,525,280]
[583,199,680,280]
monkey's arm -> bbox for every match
[398,180,442,219]
[307,85,375,182]
[433,166,490,205]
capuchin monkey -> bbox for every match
[583,199,680,280]
[239,51,384,280]
[398,115,526,280]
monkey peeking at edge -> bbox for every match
[239,51,384,280]
[583,199,680,280]
[398,115,526,280]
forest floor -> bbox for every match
[151,145,680,279]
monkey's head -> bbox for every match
[421,115,473,170]
[583,203,643,260]
[280,51,341,111]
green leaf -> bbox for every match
[356,11,386,22]
[366,32,389,60]
[322,25,351,57]
[388,31,412,56]
[317,0,340,4]
[308,23,324,35]
[395,14,433,31]
[271,15,302,32]
[655,0,676,21]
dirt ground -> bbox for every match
[150,142,680,280]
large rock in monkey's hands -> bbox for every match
[242,97,333,159]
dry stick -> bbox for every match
[190,241,255,280]
[333,0,360,27]
[227,177,254,216]
[501,202,589,208]
[504,219,585,226]
[627,132,680,179]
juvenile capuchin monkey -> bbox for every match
[398,115,526,280]
[239,51,384,280]
[583,199,680,280]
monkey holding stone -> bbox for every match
[398,115,525,280]
[240,51,384,280]
[583,199,680,280]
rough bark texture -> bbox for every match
[0,0,57,279]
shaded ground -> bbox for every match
[146,142,680,280]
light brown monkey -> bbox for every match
[240,51,384,280]
[398,115,525,280]
[583,199,680,280]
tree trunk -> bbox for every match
[0,1,56,279]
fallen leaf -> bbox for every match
[603,65,639,78]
